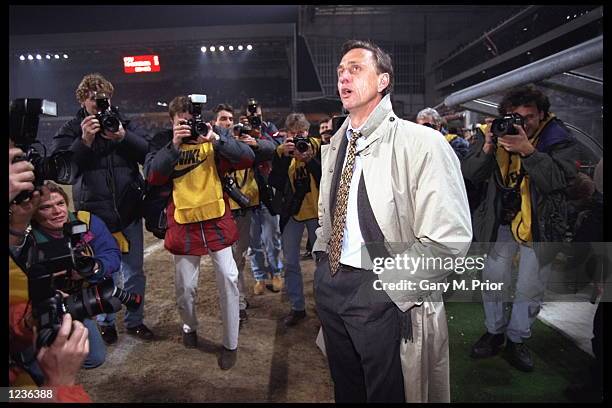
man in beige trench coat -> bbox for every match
[312,39,472,403]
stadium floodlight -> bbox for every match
[36,54,42,60]
[201,46,207,53]
[27,54,34,60]
[228,45,234,51]
[219,45,225,51]
[46,54,51,59]
[54,54,60,59]
[63,54,69,59]
[210,46,216,52]
[19,55,25,61]
[237,45,243,51]
[246,44,253,50]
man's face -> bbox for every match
[172,111,193,127]
[337,48,388,115]
[34,192,69,231]
[319,119,332,135]
[416,115,438,130]
[286,128,308,141]
[215,110,234,129]
[508,104,544,139]
[82,91,110,116]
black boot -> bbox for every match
[470,332,505,358]
[505,340,534,372]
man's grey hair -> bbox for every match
[416,107,444,128]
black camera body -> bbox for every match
[499,187,522,225]
[491,112,524,139]
[182,94,209,142]
[31,275,141,349]
[293,135,311,153]
[233,122,253,136]
[34,220,97,286]
[223,175,251,209]
[247,98,262,129]
[9,98,72,203]
[288,174,311,215]
[94,93,121,133]
[27,219,142,349]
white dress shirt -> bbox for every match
[339,121,370,269]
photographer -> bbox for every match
[462,85,577,372]
[242,99,284,296]
[269,113,322,328]
[214,104,276,324]
[52,73,154,344]
[144,96,254,369]
[318,116,333,145]
[10,181,121,382]
[9,152,90,401]
[416,107,470,160]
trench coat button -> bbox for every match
[332,146,336,150]
[390,117,396,122]
[329,169,333,173]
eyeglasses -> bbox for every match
[422,122,436,129]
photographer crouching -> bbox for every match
[9,147,91,401]
[10,180,124,385]
[269,113,322,328]
[462,85,577,372]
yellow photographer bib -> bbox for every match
[172,143,225,224]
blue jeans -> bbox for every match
[482,225,553,343]
[249,205,283,281]
[26,317,106,384]
[97,218,146,329]
[282,217,319,311]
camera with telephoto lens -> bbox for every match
[246,98,262,129]
[27,220,142,349]
[490,112,524,140]
[223,175,251,209]
[94,92,121,133]
[9,98,73,204]
[292,135,311,153]
[182,94,209,142]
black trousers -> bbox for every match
[314,257,405,403]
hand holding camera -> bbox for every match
[293,142,314,163]
[496,125,535,157]
[172,120,194,148]
[80,116,100,147]
[99,121,125,142]
[35,313,89,387]
[9,147,35,203]
[281,139,296,157]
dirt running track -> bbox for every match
[77,229,334,403]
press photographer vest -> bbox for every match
[288,141,321,222]
[172,142,225,224]
[228,168,260,211]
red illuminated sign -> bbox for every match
[123,55,160,74]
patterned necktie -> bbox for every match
[328,129,362,275]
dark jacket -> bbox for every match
[52,108,150,233]
[144,126,255,255]
[462,117,577,265]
